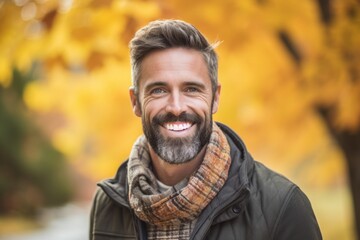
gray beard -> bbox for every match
[154,134,202,164]
[142,112,213,165]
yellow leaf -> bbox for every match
[0,57,12,87]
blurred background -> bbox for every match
[0,0,359,239]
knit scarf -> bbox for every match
[127,123,231,239]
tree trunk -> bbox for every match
[318,107,360,239]
[314,0,360,236]
[277,0,360,236]
[277,28,360,240]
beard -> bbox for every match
[142,112,213,164]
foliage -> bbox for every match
[0,0,359,238]
[0,67,73,216]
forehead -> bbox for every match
[139,48,210,87]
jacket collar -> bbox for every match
[97,161,130,207]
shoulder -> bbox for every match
[92,160,130,218]
[91,187,117,212]
[249,162,322,239]
[248,162,297,229]
[90,187,136,239]
[252,161,297,201]
[90,161,137,239]
[91,186,130,217]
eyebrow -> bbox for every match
[183,81,206,90]
[143,81,168,93]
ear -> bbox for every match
[129,87,142,117]
[212,84,221,114]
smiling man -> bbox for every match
[89,20,322,240]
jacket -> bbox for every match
[89,122,322,239]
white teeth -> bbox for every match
[165,122,191,131]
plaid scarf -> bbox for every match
[127,123,231,239]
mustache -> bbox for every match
[153,112,201,125]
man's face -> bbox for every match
[130,48,220,164]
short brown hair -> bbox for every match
[129,19,219,95]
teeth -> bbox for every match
[165,122,191,131]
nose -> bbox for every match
[165,91,186,116]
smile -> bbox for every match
[164,122,192,131]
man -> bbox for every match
[89,19,322,240]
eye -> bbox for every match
[185,87,200,93]
[150,88,167,95]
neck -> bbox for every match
[149,145,207,186]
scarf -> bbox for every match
[127,123,231,239]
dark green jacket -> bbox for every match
[90,123,322,240]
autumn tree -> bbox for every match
[279,0,360,237]
[0,0,358,238]
[0,66,73,216]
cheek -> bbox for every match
[190,99,213,115]
[142,102,160,121]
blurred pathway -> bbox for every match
[0,203,90,240]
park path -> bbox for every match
[0,203,90,240]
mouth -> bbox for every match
[164,122,193,132]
